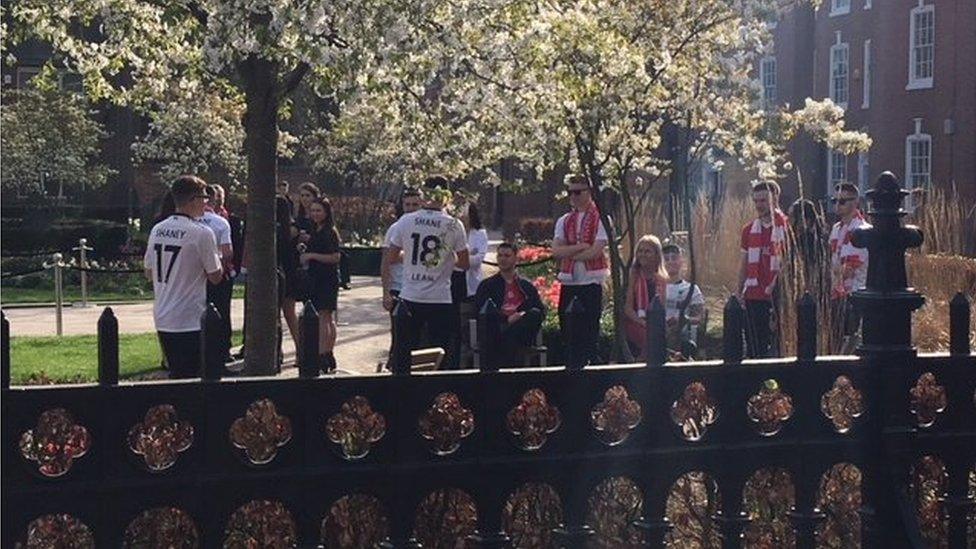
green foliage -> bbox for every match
[0,86,113,196]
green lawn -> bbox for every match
[10,330,243,384]
[1,284,246,305]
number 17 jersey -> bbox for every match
[144,214,222,332]
[388,208,467,304]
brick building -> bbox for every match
[770,0,975,205]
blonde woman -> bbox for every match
[624,234,669,360]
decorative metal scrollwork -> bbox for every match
[19,408,91,477]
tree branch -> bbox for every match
[279,62,310,99]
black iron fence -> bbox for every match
[1,173,974,548]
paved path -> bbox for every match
[5,276,392,375]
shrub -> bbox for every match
[331,196,396,246]
[518,217,555,244]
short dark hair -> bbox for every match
[424,175,449,190]
[662,243,683,255]
[565,173,590,188]
[468,203,483,230]
[752,181,781,195]
[497,241,519,254]
[834,182,859,196]
[402,186,421,198]
[206,184,223,199]
[171,175,208,207]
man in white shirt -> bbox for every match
[199,184,235,362]
[384,175,469,370]
[551,174,609,365]
[380,187,422,369]
[662,244,705,352]
[144,175,223,378]
[828,182,871,353]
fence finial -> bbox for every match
[1,310,9,389]
[391,299,412,375]
[563,296,586,370]
[645,295,666,367]
[97,307,119,385]
[477,298,501,372]
[298,300,320,378]
[796,292,817,360]
[722,296,744,363]
[850,172,925,354]
[949,292,971,356]
[201,304,224,380]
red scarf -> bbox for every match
[559,203,609,278]
[742,209,788,293]
[634,272,668,316]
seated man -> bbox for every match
[473,242,546,368]
[662,244,705,356]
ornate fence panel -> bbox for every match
[2,173,974,549]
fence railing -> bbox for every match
[1,172,975,548]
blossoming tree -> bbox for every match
[4,0,434,373]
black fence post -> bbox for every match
[201,303,224,381]
[563,296,586,370]
[645,295,667,366]
[477,298,501,372]
[796,292,817,361]
[97,307,119,386]
[391,299,412,375]
[298,301,320,378]
[722,296,744,364]
[1,310,9,389]
[849,172,926,547]
[949,292,971,356]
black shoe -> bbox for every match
[319,353,337,374]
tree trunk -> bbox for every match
[241,55,281,375]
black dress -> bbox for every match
[306,227,340,311]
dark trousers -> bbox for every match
[558,283,603,365]
[207,277,233,360]
[744,299,774,358]
[385,290,401,369]
[496,309,544,367]
[398,300,459,370]
[830,298,862,353]
[158,331,201,379]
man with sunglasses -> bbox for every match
[145,175,224,378]
[828,182,871,353]
[552,174,609,365]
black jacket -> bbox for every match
[474,273,546,316]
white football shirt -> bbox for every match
[199,210,232,247]
[144,214,222,332]
[388,208,467,303]
[382,223,404,292]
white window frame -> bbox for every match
[827,148,848,194]
[830,35,849,108]
[857,150,870,193]
[861,40,871,109]
[830,0,851,17]
[904,119,932,209]
[907,2,935,90]
[760,56,777,107]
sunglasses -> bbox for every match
[830,197,854,205]
[568,189,590,196]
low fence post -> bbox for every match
[73,238,94,308]
[949,292,971,356]
[201,303,224,380]
[477,299,501,372]
[563,296,586,370]
[97,307,119,385]
[722,296,744,364]
[2,310,10,389]
[298,301,320,378]
[391,300,412,375]
[796,292,817,361]
[49,253,64,336]
[645,295,667,367]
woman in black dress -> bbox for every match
[299,197,342,372]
